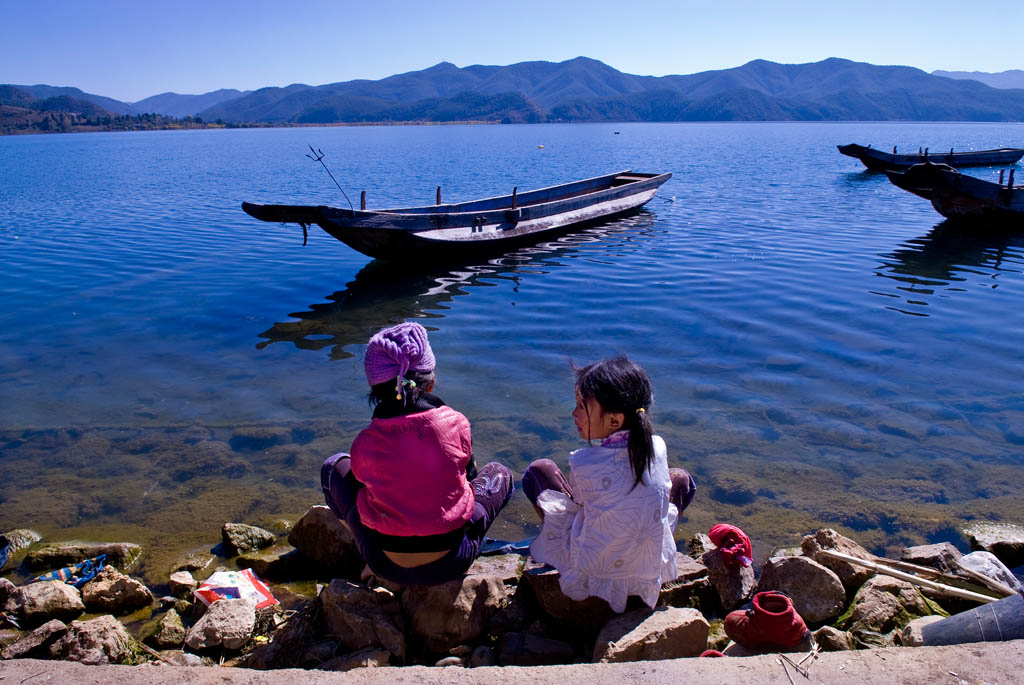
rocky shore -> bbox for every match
[2,510,1022,672]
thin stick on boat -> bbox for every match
[816,549,998,604]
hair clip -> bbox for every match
[636,407,646,414]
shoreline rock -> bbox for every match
[1,514,1021,673]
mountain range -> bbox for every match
[931,69,1024,90]
[4,58,1024,125]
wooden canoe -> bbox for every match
[838,143,1024,171]
[243,170,671,259]
[885,163,1023,221]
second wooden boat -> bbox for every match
[838,143,1024,171]
[243,170,671,259]
[885,163,1023,221]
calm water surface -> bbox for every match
[1,123,1022,579]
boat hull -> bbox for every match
[885,163,1023,221]
[838,143,1024,172]
[243,171,671,259]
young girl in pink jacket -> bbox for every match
[321,322,512,585]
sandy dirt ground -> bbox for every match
[0,639,1021,684]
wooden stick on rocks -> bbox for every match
[816,549,998,604]
[870,555,1011,597]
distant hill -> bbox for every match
[9,58,1024,129]
[133,89,251,117]
[199,57,1024,124]
[0,85,229,135]
[9,84,138,114]
[932,69,1024,90]
[0,85,113,118]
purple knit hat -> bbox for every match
[364,322,436,388]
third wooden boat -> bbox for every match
[838,143,1024,171]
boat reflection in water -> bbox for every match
[257,213,659,358]
[872,220,1024,316]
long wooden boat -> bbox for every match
[838,143,1024,171]
[885,163,1023,221]
[242,170,671,259]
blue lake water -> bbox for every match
[1,122,1022,577]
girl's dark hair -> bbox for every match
[369,369,436,410]
[575,355,654,488]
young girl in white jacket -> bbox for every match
[523,355,696,612]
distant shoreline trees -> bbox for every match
[0,108,276,135]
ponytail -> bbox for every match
[574,355,655,489]
[626,406,655,489]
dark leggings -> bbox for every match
[522,458,696,513]
[321,453,513,585]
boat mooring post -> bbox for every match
[360,191,366,211]
[512,186,517,210]
[1010,168,1016,188]
[999,170,1005,185]
[437,186,442,205]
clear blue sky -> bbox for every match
[3,0,1022,102]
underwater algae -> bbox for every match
[2,395,1021,586]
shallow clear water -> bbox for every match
[1,123,1022,578]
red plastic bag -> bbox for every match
[194,568,278,609]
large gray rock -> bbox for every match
[756,555,846,623]
[901,542,962,574]
[522,560,614,629]
[0,578,13,606]
[801,528,876,592]
[701,548,754,611]
[593,607,709,662]
[835,575,937,639]
[320,580,405,661]
[24,542,142,572]
[5,581,84,628]
[221,522,276,556]
[55,615,136,665]
[958,551,1022,594]
[498,632,574,666]
[80,566,153,614]
[287,506,363,575]
[403,573,509,653]
[319,647,391,671]
[1,619,67,659]
[964,522,1024,569]
[185,597,257,650]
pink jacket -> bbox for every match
[350,405,475,537]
